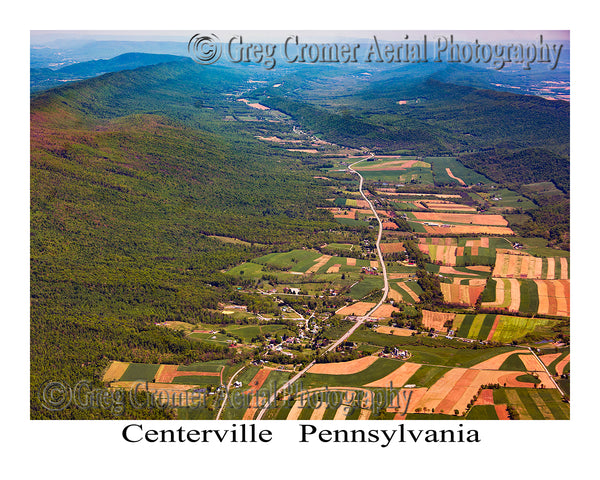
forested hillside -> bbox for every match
[30,61,340,418]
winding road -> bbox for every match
[255,153,390,419]
[215,364,246,420]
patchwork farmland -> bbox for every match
[98,149,569,421]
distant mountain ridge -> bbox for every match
[30,52,187,92]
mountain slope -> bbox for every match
[30,61,338,418]
[30,52,188,92]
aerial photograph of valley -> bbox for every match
[30,29,571,423]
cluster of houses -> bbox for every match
[361,265,379,275]
[379,347,410,359]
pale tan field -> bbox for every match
[375,326,414,336]
[387,288,404,303]
[555,354,570,376]
[102,361,130,382]
[421,310,455,332]
[306,254,332,273]
[445,167,466,185]
[397,282,420,302]
[471,350,529,370]
[365,362,421,388]
[539,353,562,366]
[371,304,400,318]
[336,301,376,316]
[518,354,545,372]
[308,356,378,375]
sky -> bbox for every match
[31,30,570,46]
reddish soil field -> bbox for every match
[497,372,537,388]
[495,404,511,420]
[474,389,495,406]
[486,315,501,341]
[243,369,271,395]
[412,212,508,226]
[424,225,514,235]
[155,365,179,383]
[436,369,480,413]
[539,353,562,366]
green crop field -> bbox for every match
[465,405,499,420]
[224,325,262,342]
[350,276,384,299]
[426,156,493,186]
[254,249,322,271]
[226,262,266,278]
[406,413,461,420]
[232,366,261,388]
[497,388,569,420]
[499,353,528,371]
[405,365,450,388]
[263,370,293,392]
[187,331,232,345]
[453,313,553,343]
[456,237,513,266]
[490,315,556,343]
[390,282,418,304]
[455,314,475,338]
[119,363,160,382]
[349,328,518,367]
[178,361,225,373]
[484,188,537,210]
[519,280,540,314]
[327,243,354,252]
